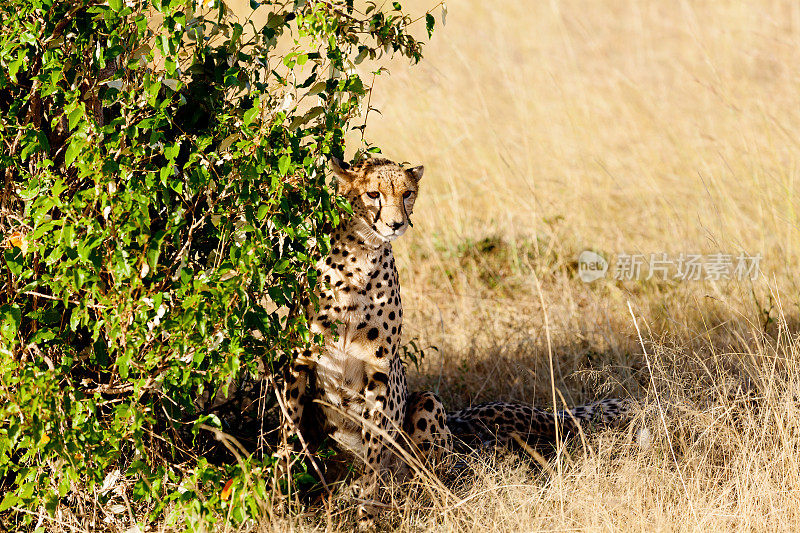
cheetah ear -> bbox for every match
[407,165,424,182]
[330,155,356,185]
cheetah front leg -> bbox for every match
[354,389,453,526]
[355,366,396,527]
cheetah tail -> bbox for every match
[445,398,631,448]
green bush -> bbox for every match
[0,0,437,528]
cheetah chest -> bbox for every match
[308,244,407,458]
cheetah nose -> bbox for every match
[388,220,404,231]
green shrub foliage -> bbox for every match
[0,0,436,527]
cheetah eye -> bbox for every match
[402,190,413,199]
[366,191,380,199]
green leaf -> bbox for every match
[165,140,181,160]
[354,47,368,65]
[426,13,435,37]
[3,249,23,277]
[0,492,19,512]
[243,104,259,126]
[0,304,22,341]
[278,155,290,176]
[8,56,23,83]
[58,477,71,498]
[348,77,364,95]
[117,352,130,379]
[266,12,284,29]
[18,481,35,500]
[307,81,327,95]
[64,137,84,168]
[68,105,84,131]
[273,258,290,273]
[20,139,39,161]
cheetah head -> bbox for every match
[330,156,423,242]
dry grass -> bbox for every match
[229,1,800,530]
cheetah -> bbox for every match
[278,156,629,526]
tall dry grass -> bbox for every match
[228,1,800,530]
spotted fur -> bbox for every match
[446,398,630,450]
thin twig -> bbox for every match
[22,291,108,309]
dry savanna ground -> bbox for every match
[228,0,800,531]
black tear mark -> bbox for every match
[373,198,382,224]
